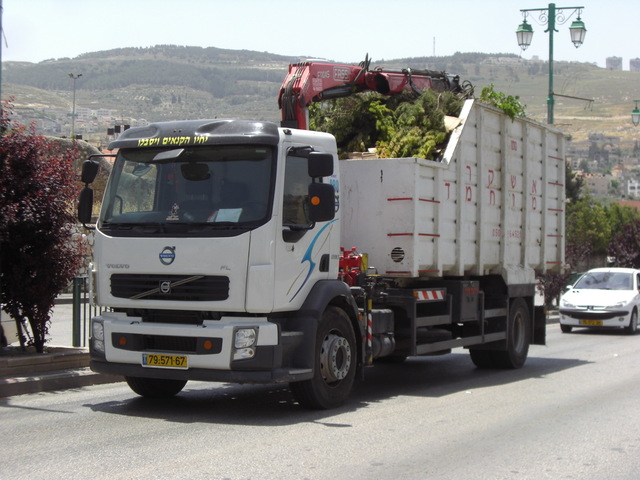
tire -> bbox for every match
[471,298,531,370]
[492,298,531,369]
[290,306,357,409]
[560,324,573,334]
[625,309,638,335]
[469,349,496,368]
[125,376,187,398]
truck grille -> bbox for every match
[110,274,229,301]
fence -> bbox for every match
[71,276,107,347]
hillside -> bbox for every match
[3,45,640,147]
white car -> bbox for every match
[559,267,640,334]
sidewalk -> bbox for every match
[0,296,122,398]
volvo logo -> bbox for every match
[159,281,172,294]
[159,246,176,265]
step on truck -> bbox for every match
[78,58,566,409]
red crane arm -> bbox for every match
[278,55,463,130]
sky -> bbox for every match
[1,0,639,69]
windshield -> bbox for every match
[574,271,633,291]
[99,145,274,236]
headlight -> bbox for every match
[605,302,626,309]
[233,328,257,361]
[91,319,105,354]
[560,298,575,308]
[91,319,104,341]
[234,328,257,348]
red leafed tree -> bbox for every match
[607,219,640,268]
[0,102,84,352]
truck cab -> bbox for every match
[81,119,360,408]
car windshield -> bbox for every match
[574,271,633,291]
[99,145,274,233]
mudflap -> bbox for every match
[533,305,546,346]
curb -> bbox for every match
[1,368,122,398]
[0,347,122,398]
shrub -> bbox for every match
[0,102,84,352]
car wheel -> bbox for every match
[560,324,573,333]
[625,309,638,335]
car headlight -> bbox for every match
[560,298,575,308]
[605,302,626,309]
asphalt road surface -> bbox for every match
[2,325,639,480]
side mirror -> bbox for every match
[81,159,100,184]
[308,183,335,222]
[308,152,334,178]
[78,186,94,227]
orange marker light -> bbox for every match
[118,336,127,346]
[311,196,320,206]
[203,339,213,351]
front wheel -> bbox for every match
[290,306,357,409]
[560,324,573,334]
[625,309,638,335]
[125,376,187,398]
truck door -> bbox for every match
[273,149,338,310]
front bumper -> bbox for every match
[559,308,631,328]
[89,311,311,384]
[90,359,311,384]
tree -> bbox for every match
[565,162,584,205]
[566,195,611,258]
[607,219,640,268]
[0,102,84,352]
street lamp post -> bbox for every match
[632,101,640,127]
[68,73,82,138]
[516,3,587,124]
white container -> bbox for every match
[340,99,566,286]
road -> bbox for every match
[2,326,640,480]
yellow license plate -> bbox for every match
[580,319,603,326]
[142,353,188,369]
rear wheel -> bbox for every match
[625,309,638,335]
[492,298,530,369]
[470,298,530,369]
[469,349,496,368]
[290,306,357,409]
[560,324,573,333]
[125,376,187,398]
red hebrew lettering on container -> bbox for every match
[487,169,495,187]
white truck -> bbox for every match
[78,60,566,409]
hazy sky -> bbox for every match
[1,0,639,69]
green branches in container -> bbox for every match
[309,90,464,160]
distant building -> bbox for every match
[631,58,640,72]
[625,178,640,198]
[606,56,623,70]
[581,173,612,197]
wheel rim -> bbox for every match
[320,332,352,384]
[512,310,526,353]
